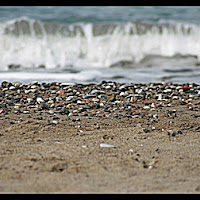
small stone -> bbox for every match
[171,132,176,137]
[160,113,166,118]
[38,102,49,110]
[105,85,111,90]
[165,131,170,136]
[66,96,74,101]
[83,95,96,99]
[151,103,156,108]
[143,129,150,133]
[177,130,183,134]
[9,86,15,90]
[68,112,73,116]
[53,116,59,120]
[82,145,88,149]
[91,90,104,95]
[14,81,22,87]
[153,114,158,118]
[182,86,191,91]
[36,97,44,104]
[23,110,30,114]
[100,143,116,148]
[143,106,150,110]
[195,185,200,191]
[60,107,69,115]
[189,106,193,110]
[107,95,115,102]
[57,90,65,95]
[1,81,12,88]
[27,98,33,103]
[52,120,59,124]
[49,110,54,115]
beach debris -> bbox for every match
[100,143,116,148]
[82,145,88,149]
[143,158,157,169]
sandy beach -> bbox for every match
[0,81,200,193]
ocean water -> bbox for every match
[1,6,200,84]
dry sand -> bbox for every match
[0,81,200,193]
[0,104,200,193]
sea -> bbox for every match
[1,6,200,84]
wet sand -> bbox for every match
[0,81,200,193]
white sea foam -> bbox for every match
[0,17,200,71]
[0,69,103,82]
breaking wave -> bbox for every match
[1,16,200,70]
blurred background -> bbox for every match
[0,6,200,84]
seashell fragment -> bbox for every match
[100,143,116,148]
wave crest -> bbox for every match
[0,17,200,70]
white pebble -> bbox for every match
[143,106,150,109]
[52,120,59,124]
[100,143,116,148]
[66,96,74,101]
[100,102,104,107]
[9,86,15,90]
[23,111,30,114]
[36,97,44,104]
[105,85,111,90]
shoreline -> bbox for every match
[0,80,200,193]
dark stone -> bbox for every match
[8,64,20,70]
[171,132,176,137]
[53,116,59,120]
[38,103,49,111]
[59,107,69,115]
[177,130,183,134]
[1,81,12,88]
[38,65,46,69]
[143,129,151,133]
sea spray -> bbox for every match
[0,17,200,70]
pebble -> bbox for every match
[160,113,166,117]
[52,120,59,124]
[195,185,200,191]
[91,90,105,95]
[60,82,76,86]
[9,86,15,90]
[82,145,88,149]
[83,95,96,99]
[0,81,199,131]
[36,97,44,104]
[177,130,183,134]
[57,90,65,95]
[66,96,74,101]
[143,106,150,110]
[49,110,54,115]
[100,143,116,148]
